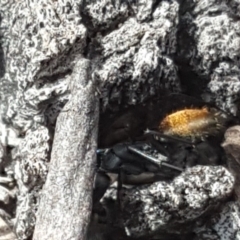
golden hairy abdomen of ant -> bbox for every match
[159,107,223,138]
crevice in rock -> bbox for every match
[175,1,208,99]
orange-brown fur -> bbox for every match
[159,107,222,138]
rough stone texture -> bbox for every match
[177,0,240,115]
[0,0,87,239]
[195,201,240,240]
[0,0,240,239]
[84,0,181,110]
[102,165,234,238]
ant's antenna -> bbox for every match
[144,129,194,145]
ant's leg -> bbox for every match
[145,134,170,156]
[128,146,183,172]
[97,148,110,154]
[121,172,176,185]
[117,171,123,211]
[92,172,111,223]
[93,172,111,205]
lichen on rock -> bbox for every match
[101,166,234,238]
[0,0,240,239]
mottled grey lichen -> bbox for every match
[104,166,234,237]
[0,0,87,238]
[0,0,240,239]
[195,201,240,239]
[179,0,240,114]
[81,0,129,30]
[94,0,181,110]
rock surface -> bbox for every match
[121,166,234,236]
[0,0,240,239]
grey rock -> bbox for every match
[101,166,234,238]
[0,0,240,239]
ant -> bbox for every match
[93,93,237,207]
[90,94,236,240]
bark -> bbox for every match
[33,58,99,240]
